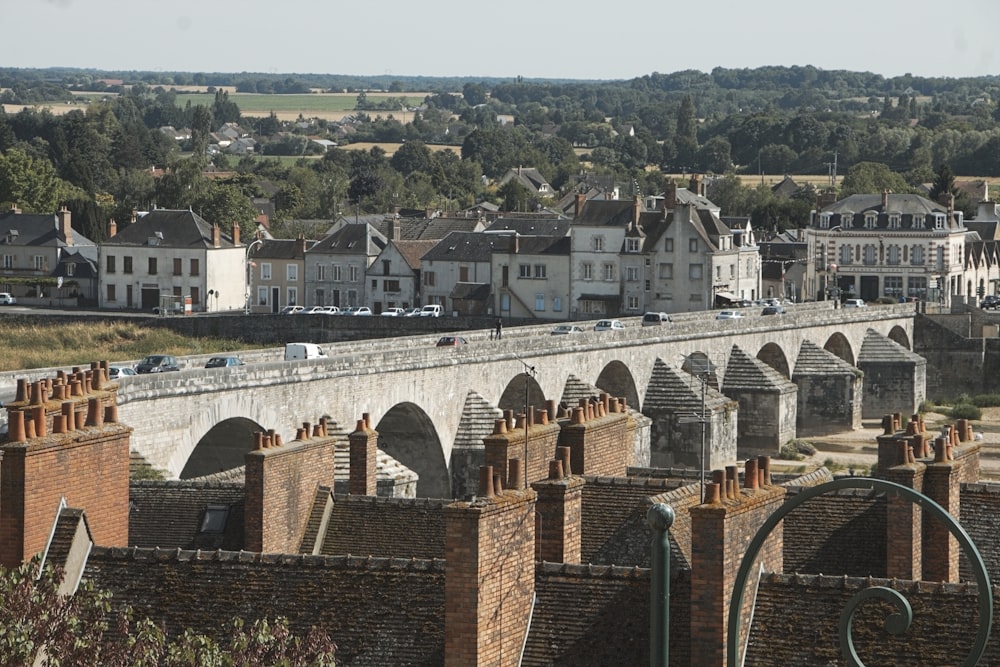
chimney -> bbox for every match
[10,203,21,214]
[348,416,378,496]
[212,223,220,248]
[574,192,586,218]
[663,179,677,211]
[232,221,240,246]
[297,233,307,256]
[877,440,926,581]
[388,216,398,240]
[130,209,138,224]
[58,206,73,247]
[632,195,642,224]
[531,459,585,563]
[689,174,704,197]
[881,189,890,210]
[108,219,117,238]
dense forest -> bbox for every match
[2,65,1000,242]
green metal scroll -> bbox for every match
[725,477,993,667]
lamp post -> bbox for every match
[679,354,712,503]
[245,238,263,315]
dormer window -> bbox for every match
[933,213,946,230]
[625,238,640,253]
[840,211,854,228]
[913,215,925,230]
[864,212,878,229]
[593,235,605,251]
[819,213,831,229]
[888,212,901,229]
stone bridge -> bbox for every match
[103,303,917,497]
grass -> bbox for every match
[0,321,260,372]
[173,92,429,116]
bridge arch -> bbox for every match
[823,332,855,366]
[681,351,719,389]
[498,373,546,413]
[888,325,910,350]
[180,417,265,479]
[594,360,640,411]
[756,342,791,378]
[375,402,448,499]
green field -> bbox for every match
[173,92,427,119]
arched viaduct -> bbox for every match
[112,304,917,496]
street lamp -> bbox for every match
[245,238,263,315]
[678,354,713,503]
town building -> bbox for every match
[304,223,386,308]
[248,235,315,313]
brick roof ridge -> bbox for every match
[580,475,677,490]
[130,479,245,490]
[536,561,649,578]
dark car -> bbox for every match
[982,295,1000,310]
[205,356,244,368]
[761,305,785,315]
[436,336,468,347]
[135,354,180,374]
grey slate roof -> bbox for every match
[484,217,571,237]
[722,346,797,393]
[574,199,636,227]
[793,340,858,376]
[449,282,491,300]
[0,210,96,247]
[371,217,483,241]
[103,209,235,248]
[311,222,386,256]
[254,238,316,260]
[858,329,926,364]
[422,231,505,262]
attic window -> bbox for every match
[818,213,831,229]
[888,212,901,229]
[200,504,230,533]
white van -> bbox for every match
[419,304,443,317]
[284,342,328,361]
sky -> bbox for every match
[6,0,1000,82]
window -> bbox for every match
[315,289,325,306]
[33,255,45,271]
[173,286,182,299]
[593,236,605,251]
[936,246,945,271]
[65,263,74,277]
[535,294,545,311]
[383,260,391,276]
[317,264,326,281]
[148,257,157,275]
[261,263,272,281]
[625,238,640,253]
[911,245,924,265]
[123,256,133,274]
[908,276,927,298]
[553,296,562,312]
[534,264,546,279]
[887,245,901,264]
[889,213,901,229]
[519,264,531,278]
[287,287,298,305]
[913,215,925,230]
[645,279,651,291]
[715,265,721,279]
[348,265,358,282]
[190,286,200,304]
[581,263,593,280]
[602,263,614,281]
[173,258,182,276]
[626,266,639,282]
[106,284,116,301]
[424,271,435,286]
[288,264,298,281]
[884,275,902,297]
[664,238,674,252]
[257,286,267,305]
[459,266,470,281]
[729,264,735,279]
[332,265,342,281]
[190,258,199,276]
[689,264,703,280]
[819,213,831,228]
[863,245,876,265]
[839,245,853,265]
[689,238,698,253]
[626,295,639,310]
[371,280,376,290]
[659,263,673,279]
[934,213,946,230]
[200,505,229,533]
[384,279,400,293]
[864,212,877,229]
[105,255,115,273]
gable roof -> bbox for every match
[371,216,484,242]
[0,210,96,248]
[484,216,571,237]
[422,231,506,262]
[103,209,235,248]
[311,222,386,256]
[391,239,439,270]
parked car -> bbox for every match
[402,307,422,317]
[716,310,745,320]
[761,305,785,315]
[319,306,340,315]
[0,292,15,305]
[420,304,443,317]
[135,355,180,374]
[843,299,867,308]
[108,366,137,380]
[641,312,672,327]
[381,307,406,316]
[982,295,1000,310]
[762,297,781,307]
[436,336,468,347]
[301,306,328,315]
[205,356,244,368]
[279,305,304,315]
[352,306,373,316]
[284,343,328,361]
[551,324,585,335]
[340,306,358,316]
[594,319,624,332]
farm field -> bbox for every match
[173,92,430,122]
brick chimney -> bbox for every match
[0,362,129,567]
[531,455,584,563]
[689,174,704,197]
[877,438,926,580]
[663,179,677,211]
[558,395,635,477]
[212,223,221,248]
[108,219,117,238]
[881,189,890,210]
[297,233,307,257]
[574,192,586,218]
[244,422,336,553]
[484,408,561,490]
[348,414,378,496]
[58,205,73,247]
[232,221,240,246]
[388,215,398,240]
[9,203,21,214]
[445,470,536,667]
[632,195,642,224]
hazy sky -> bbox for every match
[7,0,1000,81]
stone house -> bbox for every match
[249,236,315,313]
[365,239,436,312]
[304,223,386,308]
[491,232,572,319]
[98,209,245,312]
[420,231,500,313]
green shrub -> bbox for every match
[777,439,816,460]
[950,403,982,420]
[972,393,1000,407]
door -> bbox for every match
[859,275,879,302]
[271,287,280,313]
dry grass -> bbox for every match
[0,320,258,372]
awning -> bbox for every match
[715,291,738,301]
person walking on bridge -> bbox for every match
[495,318,503,340]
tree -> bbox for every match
[190,105,212,157]
[462,82,489,107]
[0,147,79,212]
[673,95,699,169]
[212,89,241,125]
[390,140,433,176]
[498,178,534,212]
[193,182,259,240]
[839,161,912,197]
[0,560,337,666]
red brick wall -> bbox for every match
[1,425,131,567]
[559,412,633,478]
[349,425,377,496]
[484,422,560,490]
[532,476,585,563]
[445,489,536,667]
[883,463,924,580]
[689,484,785,667]
[245,436,336,553]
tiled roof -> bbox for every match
[449,282,491,300]
[642,358,733,414]
[371,216,483,241]
[422,231,505,262]
[580,478,678,566]
[453,390,503,449]
[391,240,438,269]
[129,480,246,550]
[0,210,96,247]
[722,346,797,392]
[103,209,235,248]
[310,222,386,256]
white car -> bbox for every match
[0,292,15,305]
[716,310,745,320]
[594,319,624,332]
[352,306,373,316]
[381,307,405,316]
[402,307,422,317]
[319,306,340,315]
[301,306,328,314]
[843,299,867,308]
[551,324,584,335]
[279,305,304,315]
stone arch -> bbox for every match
[498,373,546,414]
[888,325,910,350]
[823,332,855,366]
[681,351,719,389]
[375,402,449,499]
[756,342,791,378]
[594,360,640,412]
[180,416,265,479]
